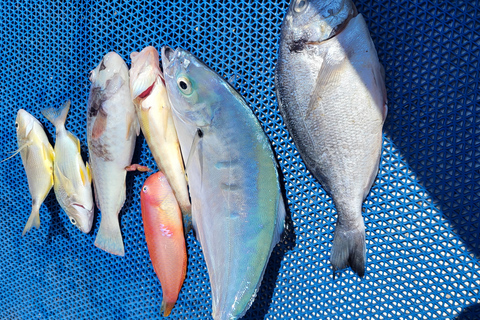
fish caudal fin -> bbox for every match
[160,299,175,317]
[330,220,366,278]
[94,215,125,256]
[41,100,70,129]
[22,204,41,236]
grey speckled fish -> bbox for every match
[87,52,139,256]
[162,46,285,320]
[275,0,387,277]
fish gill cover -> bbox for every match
[0,0,479,319]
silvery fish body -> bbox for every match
[15,109,54,235]
[42,101,94,233]
[275,0,387,276]
[162,47,285,320]
[87,52,139,256]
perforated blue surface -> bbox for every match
[1,0,479,319]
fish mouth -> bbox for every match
[161,46,176,78]
[71,203,94,233]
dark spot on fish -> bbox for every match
[88,86,104,118]
[197,128,204,138]
[99,59,106,71]
[220,182,241,191]
[90,139,113,161]
[32,199,37,206]
[288,39,307,52]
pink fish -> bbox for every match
[141,171,187,316]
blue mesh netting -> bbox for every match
[1,0,479,319]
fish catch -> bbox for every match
[162,46,285,320]
[13,109,55,235]
[130,46,192,232]
[42,101,94,233]
[275,0,388,277]
[141,171,187,317]
[88,52,141,256]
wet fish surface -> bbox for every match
[14,110,55,235]
[162,46,285,320]
[42,101,94,233]
[87,52,139,256]
[275,0,388,277]
[141,171,187,317]
[130,46,192,232]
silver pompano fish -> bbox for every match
[14,110,55,235]
[275,0,387,277]
[88,52,139,256]
[162,46,285,320]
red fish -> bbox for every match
[140,171,187,316]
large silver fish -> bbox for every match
[42,101,94,233]
[87,52,140,256]
[162,46,285,320]
[275,0,388,277]
[14,110,55,235]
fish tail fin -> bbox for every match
[330,219,366,278]
[180,205,192,235]
[22,204,41,236]
[41,100,71,129]
[160,298,175,317]
[94,214,125,256]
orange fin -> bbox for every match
[125,164,152,172]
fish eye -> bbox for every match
[294,0,308,12]
[70,217,77,225]
[142,186,148,192]
[177,76,192,95]
[15,122,19,129]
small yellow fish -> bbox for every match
[42,101,94,233]
[130,46,192,231]
[14,109,54,235]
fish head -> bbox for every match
[89,52,129,94]
[16,109,38,141]
[141,171,169,206]
[66,202,94,234]
[161,46,221,128]
[281,0,357,51]
[130,46,163,101]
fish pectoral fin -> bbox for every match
[126,111,140,139]
[92,110,107,140]
[184,128,203,173]
[56,166,75,197]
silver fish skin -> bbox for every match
[42,101,94,233]
[275,0,387,277]
[87,52,139,256]
[162,46,285,320]
[15,110,55,235]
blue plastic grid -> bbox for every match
[0,0,479,319]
